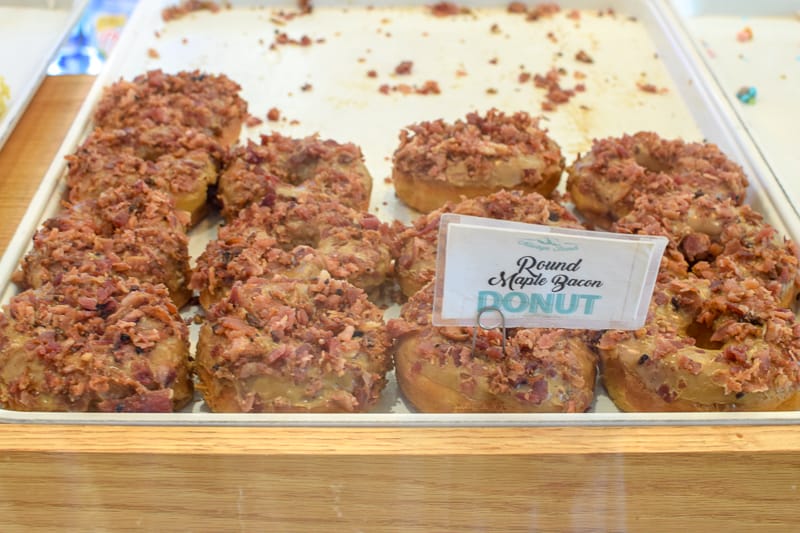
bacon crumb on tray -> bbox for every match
[162,0,220,21]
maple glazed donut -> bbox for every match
[612,192,800,308]
[394,189,584,298]
[598,277,800,412]
[14,182,192,308]
[195,274,393,413]
[66,124,225,226]
[93,69,247,146]
[566,131,749,229]
[190,230,326,310]
[213,194,397,300]
[0,272,193,412]
[392,108,565,213]
[387,282,598,413]
[217,132,373,220]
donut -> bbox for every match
[598,277,800,412]
[93,69,247,146]
[0,272,193,412]
[66,125,226,226]
[566,131,749,229]
[392,108,565,213]
[387,282,597,413]
[210,194,397,301]
[217,132,372,220]
[612,192,800,308]
[190,230,326,310]
[13,182,192,308]
[395,189,583,298]
[195,273,392,413]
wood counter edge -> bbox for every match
[0,423,793,455]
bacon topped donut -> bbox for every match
[388,282,598,413]
[206,194,397,302]
[93,69,247,146]
[598,277,800,412]
[566,131,749,229]
[195,273,392,413]
[394,189,583,298]
[217,132,372,220]
[66,124,226,226]
[14,182,192,308]
[0,272,193,412]
[392,108,565,213]
[612,191,800,308]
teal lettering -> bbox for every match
[555,294,579,314]
[528,293,554,313]
[503,292,528,313]
[477,291,500,310]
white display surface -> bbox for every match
[0,0,797,426]
[0,0,87,151]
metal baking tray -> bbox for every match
[661,0,800,231]
[1,0,799,426]
[0,0,88,151]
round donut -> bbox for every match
[217,132,372,220]
[566,131,749,229]
[190,230,326,310]
[0,272,193,412]
[93,69,247,146]
[14,182,192,308]
[392,108,565,213]
[195,273,392,413]
[598,277,800,412]
[212,194,397,301]
[66,125,225,226]
[612,192,800,308]
[387,282,598,413]
[395,189,583,298]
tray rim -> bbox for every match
[1,0,799,427]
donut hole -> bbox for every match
[685,321,724,350]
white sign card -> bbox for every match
[432,214,668,330]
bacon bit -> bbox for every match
[546,32,557,43]
[636,81,668,94]
[490,23,501,34]
[267,108,281,121]
[147,48,160,59]
[289,119,300,126]
[486,87,498,94]
[489,57,498,65]
[534,67,582,110]
[574,70,586,80]
[378,80,441,95]
[518,72,531,83]
[575,50,593,63]
[429,2,471,17]
[245,115,264,127]
[566,9,580,20]
[507,2,526,14]
[395,61,413,75]
[301,83,313,91]
[271,32,314,49]
[455,68,468,77]
[298,0,313,14]
[526,2,560,21]
[367,69,377,78]
[154,30,161,38]
[181,37,189,45]
[162,0,220,21]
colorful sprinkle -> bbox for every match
[736,86,757,104]
[736,26,753,42]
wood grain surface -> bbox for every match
[1,76,800,532]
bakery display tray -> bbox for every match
[0,0,88,151]
[0,0,798,426]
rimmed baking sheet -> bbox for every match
[1,0,798,426]
[0,0,88,151]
